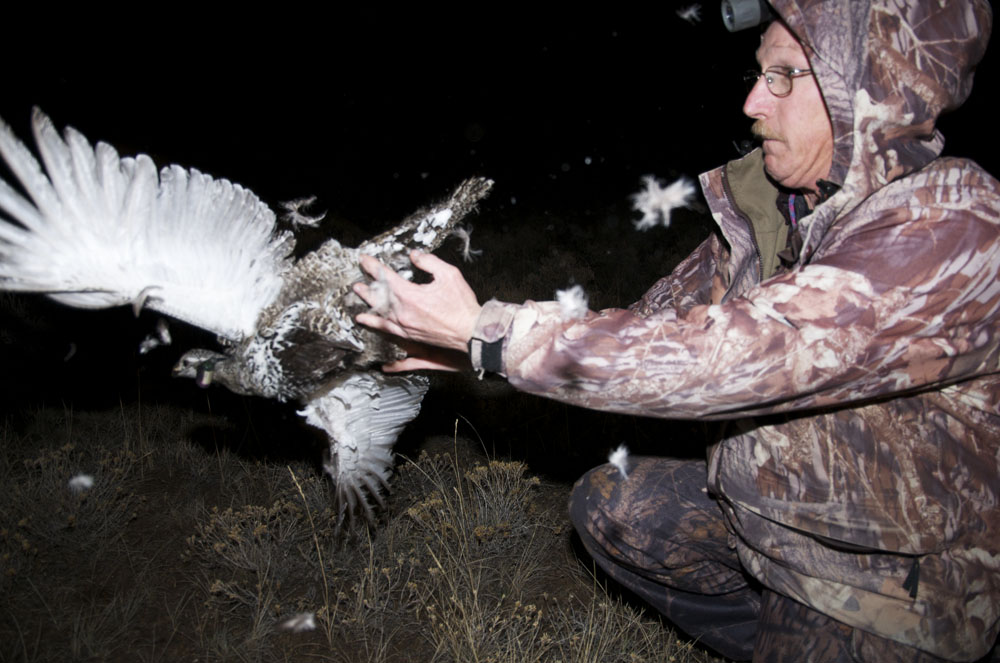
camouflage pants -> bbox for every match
[569,457,953,662]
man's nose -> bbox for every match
[743,75,771,119]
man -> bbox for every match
[355,1,999,660]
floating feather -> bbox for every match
[280,195,326,229]
[68,474,94,492]
[677,3,702,24]
[608,444,630,480]
[279,612,317,633]
[632,175,697,230]
[556,285,588,321]
[451,224,482,262]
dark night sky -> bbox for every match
[2,9,754,223]
[2,6,996,224]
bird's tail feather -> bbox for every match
[300,372,430,526]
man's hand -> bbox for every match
[354,251,482,371]
[380,342,471,373]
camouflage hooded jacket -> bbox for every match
[468,1,999,659]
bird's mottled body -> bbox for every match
[0,109,492,522]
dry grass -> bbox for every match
[0,403,723,662]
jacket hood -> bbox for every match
[769,0,992,255]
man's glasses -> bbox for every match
[744,67,814,97]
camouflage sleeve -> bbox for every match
[473,166,1000,420]
[627,231,729,318]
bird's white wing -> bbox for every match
[0,109,293,340]
[298,371,430,524]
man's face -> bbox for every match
[743,21,834,197]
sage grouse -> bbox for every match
[0,109,493,522]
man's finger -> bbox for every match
[358,253,380,278]
[383,356,460,373]
[353,280,400,313]
[359,254,404,284]
[355,312,406,339]
[354,311,383,329]
[352,281,374,306]
[409,250,452,276]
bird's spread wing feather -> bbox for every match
[298,372,430,524]
[358,176,493,272]
[0,109,292,340]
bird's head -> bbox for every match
[173,349,229,388]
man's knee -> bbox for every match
[568,461,622,539]
[568,457,722,562]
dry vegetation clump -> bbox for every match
[0,404,723,662]
[0,404,178,661]
[392,453,553,660]
[1,405,153,590]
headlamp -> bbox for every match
[721,0,775,32]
